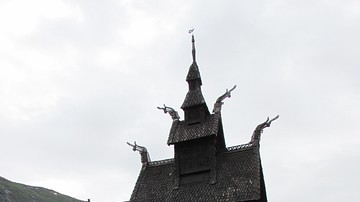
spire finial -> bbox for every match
[189,29,196,62]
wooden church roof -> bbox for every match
[128,34,273,202]
[130,143,266,202]
[167,113,220,144]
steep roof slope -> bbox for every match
[130,144,266,202]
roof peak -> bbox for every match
[192,34,196,63]
[186,33,201,82]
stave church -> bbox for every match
[127,34,278,202]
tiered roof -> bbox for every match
[129,35,271,202]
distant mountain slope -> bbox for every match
[0,176,86,202]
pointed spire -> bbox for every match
[186,33,201,82]
[182,32,208,111]
[192,34,196,63]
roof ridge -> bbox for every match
[226,142,255,152]
[147,158,174,166]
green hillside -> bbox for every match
[0,176,86,202]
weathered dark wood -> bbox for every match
[129,36,271,202]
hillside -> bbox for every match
[0,176,86,202]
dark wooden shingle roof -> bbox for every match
[167,113,221,144]
[181,89,206,109]
[130,144,265,202]
[186,62,202,82]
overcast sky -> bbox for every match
[1,0,360,201]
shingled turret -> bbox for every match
[180,35,209,125]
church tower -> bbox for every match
[128,35,277,202]
[167,35,226,187]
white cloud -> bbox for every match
[0,0,82,37]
